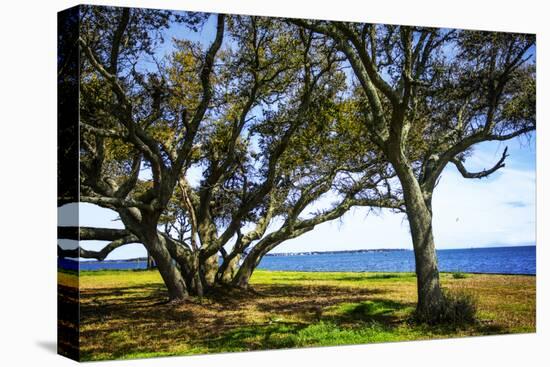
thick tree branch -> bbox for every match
[295,195,403,231]
[79,195,154,211]
[58,226,131,241]
[79,37,132,114]
[424,125,534,191]
[487,126,535,141]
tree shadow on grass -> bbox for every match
[77,281,511,361]
[200,322,307,351]
[78,282,395,359]
[195,299,412,352]
[253,284,389,317]
[198,297,508,354]
[58,284,79,360]
[323,299,410,325]
[410,319,506,337]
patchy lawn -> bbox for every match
[58,269,535,361]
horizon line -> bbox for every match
[69,242,536,262]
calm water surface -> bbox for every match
[259,246,535,275]
[61,245,535,275]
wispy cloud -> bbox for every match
[276,139,536,252]
[505,201,529,208]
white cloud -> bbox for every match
[275,146,536,252]
[431,165,535,248]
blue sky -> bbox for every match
[59,14,536,259]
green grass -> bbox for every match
[250,270,417,285]
[58,269,536,361]
[204,320,424,351]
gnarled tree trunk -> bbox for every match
[203,254,219,287]
[396,164,445,322]
[142,228,189,301]
[218,254,241,285]
[232,255,256,289]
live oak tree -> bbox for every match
[60,6,226,301]
[59,9,401,299]
[292,20,535,322]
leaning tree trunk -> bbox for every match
[397,165,446,322]
[142,228,189,301]
[232,240,280,289]
[232,254,256,289]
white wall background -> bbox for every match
[0,1,547,367]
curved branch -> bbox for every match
[487,126,535,141]
[424,124,534,191]
[79,37,130,112]
[451,147,508,179]
[58,234,139,260]
[115,154,142,198]
[58,226,192,266]
[295,195,403,231]
[290,19,389,144]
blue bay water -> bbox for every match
[59,258,148,271]
[62,245,535,275]
[259,246,535,275]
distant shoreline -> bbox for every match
[265,248,409,257]
[266,244,535,257]
[70,244,535,262]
